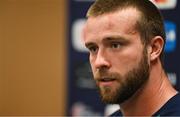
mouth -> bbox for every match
[97,78,116,86]
[99,78,116,82]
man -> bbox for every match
[82,0,180,116]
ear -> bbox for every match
[149,36,164,61]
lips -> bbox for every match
[97,77,116,86]
[98,78,116,82]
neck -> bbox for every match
[120,61,178,116]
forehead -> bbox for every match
[84,7,141,38]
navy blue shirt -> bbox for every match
[110,93,180,116]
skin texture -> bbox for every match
[83,7,177,116]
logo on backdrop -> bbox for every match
[72,19,88,52]
[167,73,177,86]
[164,21,176,53]
[150,0,177,9]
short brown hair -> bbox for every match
[87,0,166,64]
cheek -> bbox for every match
[111,52,142,74]
[89,55,96,73]
[89,54,93,66]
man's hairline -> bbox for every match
[86,6,145,45]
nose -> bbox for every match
[94,50,111,70]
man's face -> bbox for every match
[83,8,150,104]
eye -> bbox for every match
[88,46,98,54]
[111,42,122,49]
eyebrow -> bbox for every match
[85,42,96,48]
[103,36,129,43]
[85,35,129,48]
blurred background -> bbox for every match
[0,0,179,116]
[0,0,66,116]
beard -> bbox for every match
[94,49,150,104]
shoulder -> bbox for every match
[153,93,180,116]
[109,109,122,117]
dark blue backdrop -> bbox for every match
[68,0,179,116]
